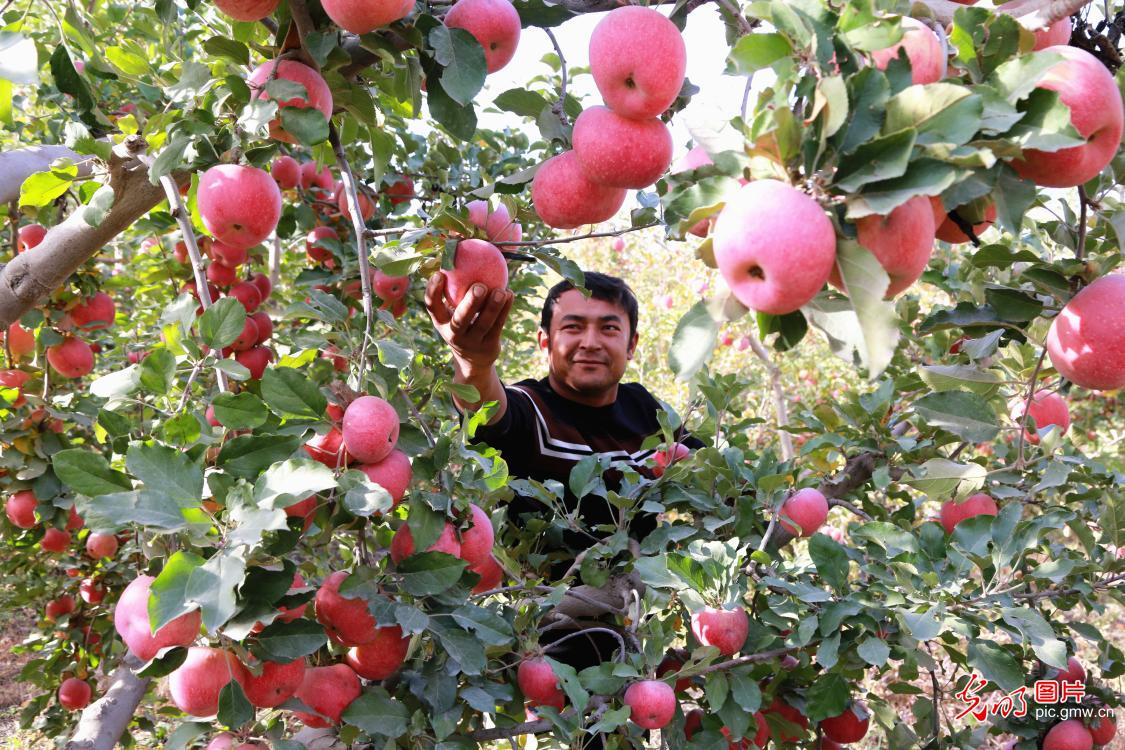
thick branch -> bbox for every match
[917,0,1090,28]
[0,145,93,204]
[0,137,168,329]
[64,656,150,750]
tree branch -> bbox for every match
[745,331,794,461]
[0,137,169,329]
[493,223,660,248]
[0,145,94,205]
[915,0,1090,27]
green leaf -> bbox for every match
[430,620,487,675]
[808,533,850,590]
[903,458,987,499]
[81,185,117,228]
[967,640,1024,693]
[397,552,468,596]
[260,367,326,419]
[833,129,916,192]
[203,36,250,66]
[198,297,246,351]
[884,84,982,146]
[252,619,328,663]
[217,435,302,479]
[727,33,792,74]
[279,107,329,146]
[450,605,514,646]
[857,636,891,667]
[669,301,718,381]
[1001,607,1067,669]
[343,687,411,738]
[148,136,190,184]
[52,449,132,496]
[918,364,1002,396]
[76,490,192,531]
[217,679,254,729]
[49,46,94,112]
[104,45,149,76]
[425,74,477,141]
[804,672,850,722]
[19,167,77,208]
[493,89,550,118]
[899,610,942,641]
[139,349,176,394]
[126,443,203,507]
[756,310,808,351]
[253,459,337,510]
[429,27,487,107]
[90,365,142,398]
[150,550,205,632]
[211,392,269,430]
[186,550,246,632]
[913,391,1000,442]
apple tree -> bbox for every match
[0,0,1123,748]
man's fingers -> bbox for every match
[448,283,488,334]
[471,289,510,337]
[424,272,452,326]
[484,290,515,341]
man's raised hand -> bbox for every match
[424,273,514,373]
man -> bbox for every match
[424,270,697,740]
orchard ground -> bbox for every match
[2,224,1122,749]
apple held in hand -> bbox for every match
[712,180,836,315]
[198,165,281,249]
[1012,46,1123,188]
[572,106,673,189]
[940,492,998,534]
[589,6,686,119]
[1046,274,1125,391]
[247,60,333,144]
[444,0,521,73]
[690,606,749,655]
[531,151,627,229]
[441,239,509,306]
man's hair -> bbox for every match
[540,272,639,338]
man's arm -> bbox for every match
[423,273,514,424]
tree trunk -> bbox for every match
[63,656,151,750]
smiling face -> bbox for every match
[538,289,638,406]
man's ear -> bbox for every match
[536,328,550,353]
[626,331,638,360]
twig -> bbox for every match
[745,331,794,461]
[1075,185,1088,262]
[543,28,570,126]
[829,497,872,521]
[1013,345,1049,470]
[542,627,626,662]
[328,123,376,383]
[493,223,660,248]
[268,231,281,289]
[153,172,227,392]
[714,0,756,35]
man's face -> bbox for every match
[538,289,638,396]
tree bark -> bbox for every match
[0,136,170,329]
[63,656,151,750]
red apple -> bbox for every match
[300,162,335,191]
[293,664,361,727]
[47,337,95,378]
[198,164,281,249]
[86,532,119,559]
[443,0,521,73]
[169,647,249,716]
[58,678,92,710]
[230,317,260,352]
[316,570,381,646]
[6,322,36,360]
[940,492,999,534]
[469,555,504,593]
[829,195,935,298]
[242,658,306,708]
[1046,274,1125,391]
[45,594,76,621]
[41,527,71,552]
[342,395,400,463]
[572,106,673,189]
[228,281,263,312]
[335,181,377,223]
[214,0,278,20]
[778,487,829,537]
[206,260,240,287]
[1043,719,1094,750]
[712,180,836,315]
[820,701,870,743]
[304,426,352,468]
[441,238,509,306]
[690,606,749,656]
[517,656,565,708]
[531,151,626,229]
[1089,713,1116,745]
[389,521,461,563]
[871,17,947,84]
[113,574,202,661]
[373,269,409,301]
[5,489,38,528]
[250,311,273,343]
[764,698,809,743]
[345,624,410,680]
[17,223,47,253]
[0,368,30,407]
[306,226,339,265]
[1012,46,1123,188]
[356,449,412,508]
[1011,391,1070,444]
[271,154,301,188]
[467,200,522,243]
[68,292,116,330]
[384,176,415,205]
[321,0,413,34]
[935,198,996,243]
[210,241,248,268]
[652,442,690,477]
[235,346,272,379]
[1032,18,1071,50]
[247,60,334,144]
[589,6,686,119]
[624,680,675,729]
[80,577,106,604]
